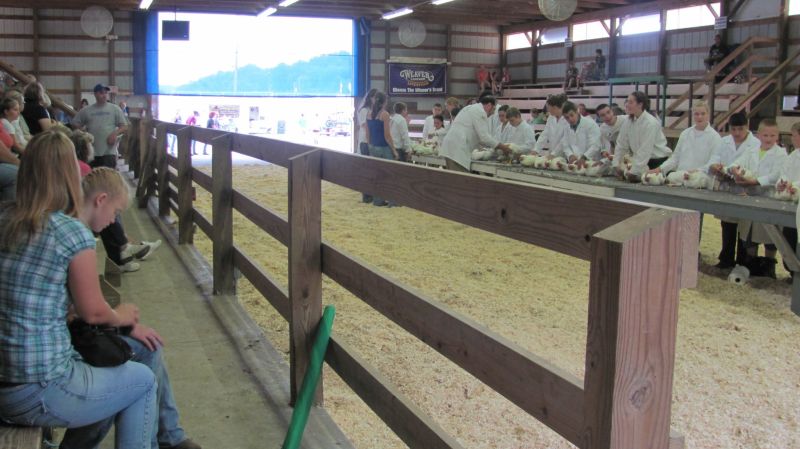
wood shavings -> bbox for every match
[190,165,800,449]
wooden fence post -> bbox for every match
[137,117,151,181]
[212,134,235,295]
[288,149,323,406]
[176,127,194,245]
[583,209,691,449]
[136,122,162,209]
[157,126,170,217]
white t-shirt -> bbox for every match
[357,107,369,147]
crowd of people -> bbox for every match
[0,74,201,449]
[357,83,799,281]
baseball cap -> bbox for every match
[93,83,111,93]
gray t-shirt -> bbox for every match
[72,102,128,157]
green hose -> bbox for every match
[281,305,336,449]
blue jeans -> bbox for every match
[368,144,394,206]
[358,142,373,203]
[60,337,186,449]
[0,360,156,449]
[0,163,18,201]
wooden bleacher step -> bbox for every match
[0,423,42,449]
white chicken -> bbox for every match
[642,172,665,185]
[547,157,567,171]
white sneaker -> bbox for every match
[120,243,150,261]
[119,261,140,272]
[141,239,162,257]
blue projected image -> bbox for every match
[157,13,355,97]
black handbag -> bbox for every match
[68,319,134,367]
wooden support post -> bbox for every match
[288,149,323,406]
[385,24,391,93]
[657,10,667,79]
[156,125,170,217]
[108,25,116,90]
[211,134,235,295]
[32,9,39,78]
[136,121,162,209]
[531,30,538,84]
[176,127,194,244]
[608,18,618,78]
[583,209,690,449]
[776,0,790,115]
[73,75,81,110]
[446,25,453,93]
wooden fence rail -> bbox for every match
[140,119,696,449]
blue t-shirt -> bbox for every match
[0,211,95,382]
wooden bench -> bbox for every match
[0,424,42,449]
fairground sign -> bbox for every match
[388,63,447,95]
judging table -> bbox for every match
[411,155,800,314]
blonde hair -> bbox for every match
[692,100,710,114]
[791,122,800,134]
[0,130,82,250]
[70,130,95,163]
[82,167,128,202]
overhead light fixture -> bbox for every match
[382,7,413,20]
[258,6,277,17]
[432,0,457,5]
[278,0,300,6]
[139,0,154,9]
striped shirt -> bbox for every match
[0,211,94,382]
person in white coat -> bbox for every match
[439,95,510,172]
[421,103,443,140]
[596,103,626,159]
[649,100,721,175]
[493,105,513,143]
[706,112,760,268]
[390,102,412,162]
[731,118,788,276]
[533,94,569,157]
[561,101,602,164]
[504,107,536,153]
[614,91,672,181]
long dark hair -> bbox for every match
[359,88,378,111]
[630,91,650,112]
[371,91,387,120]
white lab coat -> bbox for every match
[658,125,721,174]
[390,114,412,151]
[778,149,800,184]
[431,127,448,147]
[422,115,435,139]
[615,111,672,176]
[494,121,513,143]
[730,143,788,186]
[533,115,568,155]
[563,116,602,161]
[710,131,760,169]
[599,115,626,154]
[505,120,537,153]
[439,103,499,170]
[357,107,369,147]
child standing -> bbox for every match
[731,118,788,277]
[707,112,760,268]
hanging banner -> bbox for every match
[388,63,447,95]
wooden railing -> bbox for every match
[136,119,698,449]
[665,36,778,129]
[0,59,77,118]
[714,46,800,130]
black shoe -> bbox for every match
[714,261,735,269]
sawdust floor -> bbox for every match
[190,164,800,449]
